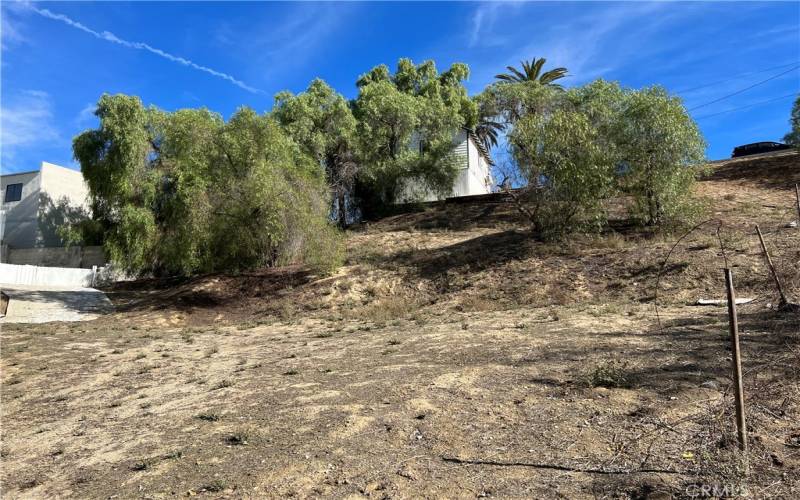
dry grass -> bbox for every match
[348,294,423,323]
[0,153,798,498]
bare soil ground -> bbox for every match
[2,152,799,499]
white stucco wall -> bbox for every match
[1,171,42,248]
[40,162,90,210]
[1,162,89,249]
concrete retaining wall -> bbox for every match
[5,246,106,268]
[0,263,98,288]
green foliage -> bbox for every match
[783,94,800,147]
[510,94,616,237]
[475,57,569,151]
[273,79,358,227]
[353,58,476,214]
[480,78,705,237]
[614,86,706,225]
[476,76,558,129]
[73,94,343,277]
[494,57,568,86]
[73,94,158,270]
[207,107,333,272]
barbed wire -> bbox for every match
[653,188,800,334]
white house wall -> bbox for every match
[470,139,493,192]
[1,171,42,248]
[1,162,90,249]
[40,162,90,210]
[397,130,492,203]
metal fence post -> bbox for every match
[724,268,747,453]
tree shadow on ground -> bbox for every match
[353,202,523,233]
[389,229,537,279]
[1,287,113,318]
[508,308,798,397]
[104,266,315,313]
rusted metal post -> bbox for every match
[724,268,747,453]
[795,184,800,225]
[755,224,788,308]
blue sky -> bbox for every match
[1,1,798,174]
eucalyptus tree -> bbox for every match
[273,79,358,227]
[613,86,706,225]
[487,79,705,236]
[353,58,477,213]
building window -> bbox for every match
[4,183,22,203]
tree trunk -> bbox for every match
[337,191,348,229]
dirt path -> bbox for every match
[0,285,114,324]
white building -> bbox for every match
[399,128,494,203]
[1,162,90,249]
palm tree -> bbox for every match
[474,58,568,151]
[474,118,503,151]
[495,58,568,86]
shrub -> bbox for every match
[614,86,706,226]
[73,95,343,277]
[479,79,706,237]
[584,360,630,388]
[511,106,615,237]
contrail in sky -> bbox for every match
[31,6,262,94]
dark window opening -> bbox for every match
[4,183,22,202]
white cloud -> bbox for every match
[1,3,28,49]
[464,2,704,91]
[469,1,523,48]
[241,3,355,86]
[469,8,485,47]
[29,6,263,94]
[1,90,62,168]
[74,102,97,127]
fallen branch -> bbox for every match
[441,456,685,475]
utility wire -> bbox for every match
[676,61,800,94]
[688,65,800,111]
[694,93,798,119]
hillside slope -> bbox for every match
[106,150,800,328]
[1,151,798,498]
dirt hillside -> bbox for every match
[1,151,799,498]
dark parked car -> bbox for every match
[731,141,792,158]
